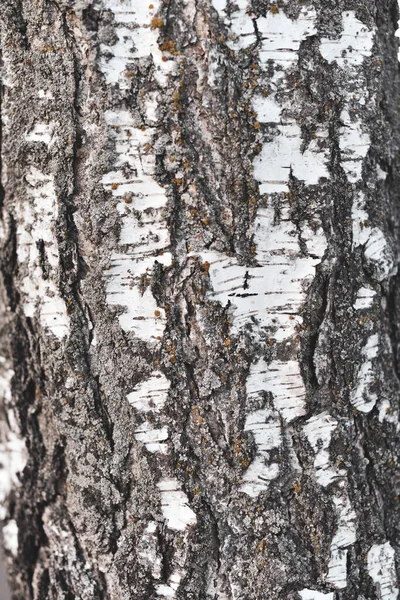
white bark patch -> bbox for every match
[247,359,306,422]
[339,110,370,183]
[320,11,375,67]
[16,160,69,339]
[353,286,376,310]
[134,422,169,454]
[202,201,323,338]
[298,591,334,600]
[127,373,194,595]
[156,570,186,598]
[0,366,27,520]
[102,110,172,341]
[352,193,395,281]
[253,120,328,194]
[321,14,394,282]
[204,6,328,499]
[303,413,343,487]
[105,251,171,340]
[99,2,175,343]
[156,584,177,598]
[137,521,163,579]
[304,413,358,589]
[253,8,329,194]
[128,372,171,453]
[212,0,256,50]
[127,372,170,413]
[239,408,281,497]
[2,519,18,556]
[99,1,174,88]
[397,1,400,61]
[368,542,399,600]
[211,0,227,13]
[326,490,357,589]
[0,419,26,519]
[350,334,379,413]
[363,229,395,281]
[157,478,197,531]
[25,122,54,145]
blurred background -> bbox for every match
[0,545,10,599]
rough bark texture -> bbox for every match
[0,0,400,599]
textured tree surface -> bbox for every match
[0,0,400,599]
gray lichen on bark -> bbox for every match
[0,0,400,599]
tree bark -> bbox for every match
[0,0,400,598]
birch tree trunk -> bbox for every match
[0,0,400,598]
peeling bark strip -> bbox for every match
[1,0,400,599]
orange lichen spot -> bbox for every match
[254,121,261,130]
[150,17,164,29]
[233,439,241,455]
[149,3,154,8]
[111,182,118,190]
[242,459,249,468]
[162,56,168,62]
[256,540,265,553]
[224,338,231,347]
[125,129,132,137]
[172,178,183,186]
[159,39,178,54]
[125,71,133,77]
[170,356,176,364]
[270,5,279,14]
[154,310,161,317]
[202,261,210,275]
[293,482,302,494]
[193,487,200,495]
[124,196,133,204]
